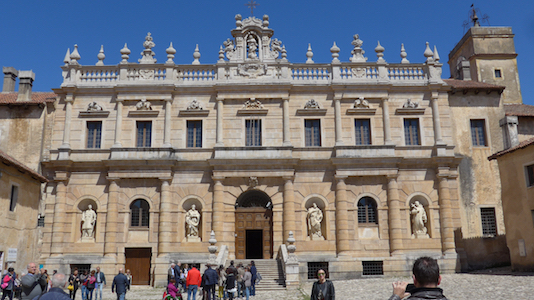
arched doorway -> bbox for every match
[235,190,273,259]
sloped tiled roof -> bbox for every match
[444,79,505,91]
[0,149,47,182]
[504,104,534,117]
[488,136,534,161]
[0,92,56,105]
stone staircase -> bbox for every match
[230,259,286,291]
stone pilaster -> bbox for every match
[387,175,403,254]
[282,98,291,146]
[104,178,119,257]
[113,99,123,148]
[335,176,350,254]
[334,95,344,146]
[212,177,225,242]
[283,177,296,242]
[50,179,68,256]
[382,98,393,145]
[158,178,173,256]
[437,175,455,253]
[163,99,172,147]
[61,96,73,149]
[216,98,224,146]
[431,92,443,144]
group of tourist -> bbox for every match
[166,260,258,300]
[67,266,131,300]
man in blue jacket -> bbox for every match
[112,269,130,300]
[94,267,106,300]
[203,264,218,300]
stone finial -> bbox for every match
[350,34,367,62]
[70,44,81,65]
[433,45,440,62]
[424,42,434,62]
[166,42,176,64]
[281,46,287,60]
[287,231,297,262]
[96,45,105,66]
[208,230,218,265]
[306,44,314,64]
[262,14,269,27]
[192,44,201,65]
[120,43,131,64]
[139,33,157,64]
[218,46,225,62]
[400,43,409,64]
[235,14,242,28]
[330,42,340,63]
[63,49,71,65]
[375,41,385,63]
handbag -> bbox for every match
[67,284,74,291]
[1,282,8,289]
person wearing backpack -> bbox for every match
[1,268,16,300]
[85,271,96,300]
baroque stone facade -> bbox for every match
[1,15,528,285]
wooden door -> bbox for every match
[125,248,151,285]
[235,208,272,259]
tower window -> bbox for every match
[494,69,502,78]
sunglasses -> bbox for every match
[318,273,325,275]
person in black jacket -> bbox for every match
[203,264,218,300]
[310,269,334,300]
[111,269,130,300]
[68,269,80,300]
[388,256,448,300]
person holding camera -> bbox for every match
[21,263,47,300]
[389,257,448,300]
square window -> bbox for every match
[362,261,384,275]
[136,121,152,147]
[86,121,102,149]
[355,119,371,145]
[495,69,502,78]
[9,185,18,212]
[187,120,202,148]
[525,164,534,187]
[480,207,497,236]
[470,119,487,147]
[245,119,262,146]
[307,262,329,279]
[404,119,420,146]
[305,119,321,147]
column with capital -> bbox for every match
[335,176,350,254]
[216,98,224,146]
[283,177,296,242]
[437,175,455,253]
[113,99,123,148]
[212,178,225,243]
[334,95,344,146]
[104,179,119,257]
[387,175,403,254]
[158,179,173,255]
[382,98,393,145]
[51,180,67,256]
[163,99,172,147]
[282,98,291,146]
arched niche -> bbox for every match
[304,196,327,240]
[182,198,203,242]
[407,194,432,238]
[77,199,98,241]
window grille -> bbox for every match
[305,119,321,147]
[187,120,202,148]
[87,121,102,148]
[136,121,152,147]
[355,119,371,145]
[245,119,262,146]
[357,197,378,224]
[307,262,329,279]
[362,261,383,275]
[480,207,497,236]
[131,199,150,227]
[404,119,420,145]
[37,215,45,227]
[470,120,487,147]
[70,264,91,275]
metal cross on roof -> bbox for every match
[245,0,259,16]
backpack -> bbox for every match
[87,278,95,290]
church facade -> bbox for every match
[33,14,524,285]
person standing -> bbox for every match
[85,271,96,300]
[111,269,129,300]
[249,261,256,297]
[1,268,16,300]
[203,264,218,300]
[185,266,201,300]
[310,269,335,300]
[242,267,252,300]
[225,270,236,300]
[168,264,177,285]
[78,271,88,300]
[94,267,106,300]
[21,263,46,300]
[217,266,226,300]
[125,270,132,290]
[236,264,245,299]
[68,269,80,300]
[31,273,71,300]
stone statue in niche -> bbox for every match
[81,204,97,240]
[136,98,152,110]
[185,204,201,242]
[87,102,103,111]
[411,201,429,238]
[403,99,419,109]
[247,35,258,59]
[307,203,324,240]
[354,97,370,109]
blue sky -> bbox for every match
[2,0,534,104]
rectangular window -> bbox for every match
[481,207,497,236]
[470,119,487,147]
[307,262,329,279]
[305,119,321,147]
[362,261,384,275]
[525,164,534,187]
[404,119,420,145]
[86,121,102,149]
[136,121,152,147]
[37,214,45,227]
[494,69,502,78]
[187,120,202,148]
[9,185,18,212]
[245,119,262,146]
[355,119,371,145]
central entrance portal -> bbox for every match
[235,190,273,259]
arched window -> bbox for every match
[130,199,150,227]
[357,197,378,224]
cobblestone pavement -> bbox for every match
[93,268,533,300]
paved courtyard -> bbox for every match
[93,268,533,300]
